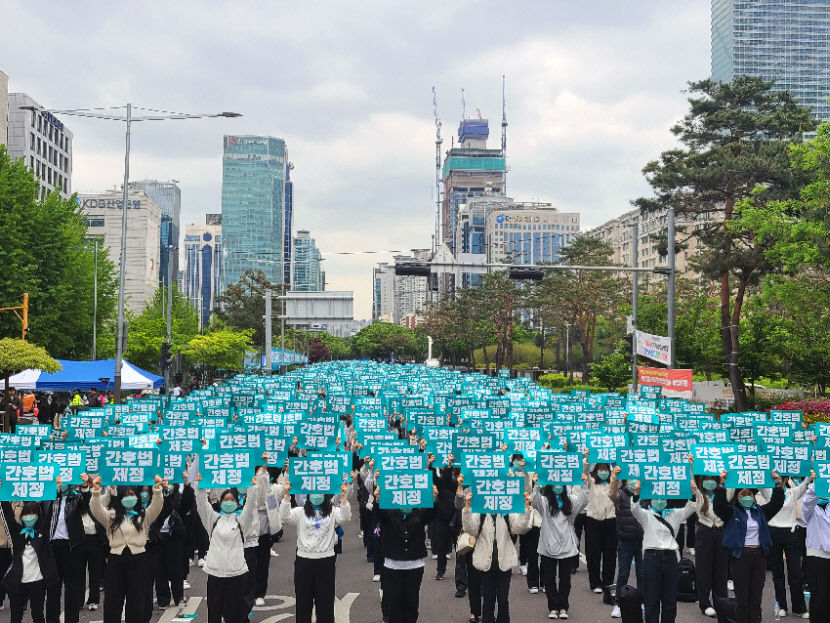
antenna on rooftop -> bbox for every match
[461,88,466,120]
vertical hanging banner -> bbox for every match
[635,330,672,366]
[637,367,693,399]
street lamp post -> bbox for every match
[92,239,98,360]
[21,104,241,402]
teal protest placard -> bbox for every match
[617,447,665,480]
[453,433,498,456]
[815,462,830,498]
[378,453,427,472]
[769,410,802,424]
[536,451,582,486]
[725,453,773,488]
[199,451,255,488]
[98,449,158,485]
[461,453,509,480]
[156,452,189,483]
[769,444,811,477]
[691,444,737,476]
[638,462,691,499]
[586,432,626,463]
[35,450,87,484]
[0,464,58,501]
[379,470,433,509]
[471,476,525,514]
[15,425,51,439]
[288,454,347,494]
[0,447,34,464]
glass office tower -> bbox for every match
[220,135,286,292]
[712,0,830,121]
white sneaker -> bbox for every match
[432,554,438,560]
[800,613,810,619]
[372,574,381,582]
[778,610,787,618]
[611,605,621,618]
[183,580,191,590]
[548,611,559,620]
[255,598,265,607]
[704,607,716,617]
[270,548,278,557]
[197,558,205,568]
[688,547,695,556]
[520,564,528,576]
[593,587,603,594]
[529,587,539,594]
[359,531,364,539]
[87,603,98,611]
[727,580,734,591]
[559,612,569,620]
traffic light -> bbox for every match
[395,262,432,277]
[509,267,545,280]
[622,333,634,362]
[160,342,174,371]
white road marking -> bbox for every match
[169,596,203,623]
[252,592,359,623]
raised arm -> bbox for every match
[89,487,113,529]
[712,487,733,523]
[761,485,785,521]
[144,479,165,526]
[195,484,218,533]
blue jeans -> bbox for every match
[615,538,643,604]
[642,550,679,623]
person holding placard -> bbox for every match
[530,475,588,620]
[801,470,830,623]
[581,451,617,597]
[280,479,351,623]
[608,466,644,619]
[630,477,699,623]
[1,500,59,623]
[431,457,459,581]
[767,473,812,618]
[89,474,164,623]
[461,487,532,623]
[193,472,259,623]
[368,480,438,623]
[511,454,541,594]
[713,469,784,623]
[691,473,728,618]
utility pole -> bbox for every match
[113,103,132,402]
[667,207,676,368]
[92,240,98,360]
[280,289,286,374]
[164,244,174,390]
[265,289,272,375]
[632,220,639,390]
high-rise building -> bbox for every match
[6,93,73,199]
[292,230,323,292]
[184,214,222,329]
[712,0,830,121]
[129,180,182,289]
[0,69,8,148]
[220,135,287,292]
[79,190,161,312]
[373,262,395,322]
[284,163,294,285]
[372,250,430,325]
[486,204,580,265]
[441,119,506,254]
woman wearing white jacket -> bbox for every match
[280,481,350,623]
[194,471,259,623]
[531,478,588,620]
[461,489,532,623]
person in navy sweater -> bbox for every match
[713,470,784,623]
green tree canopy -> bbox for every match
[350,322,425,361]
[180,327,254,379]
[0,146,117,358]
[213,270,279,348]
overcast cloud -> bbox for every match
[1,1,710,319]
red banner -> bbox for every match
[637,367,693,398]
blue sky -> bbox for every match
[1,1,711,319]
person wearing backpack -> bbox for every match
[630,477,699,623]
[713,469,784,623]
[801,471,830,623]
[194,473,259,623]
[608,466,644,619]
[530,475,588,620]
[461,487,532,623]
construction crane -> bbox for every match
[502,74,508,194]
[0,293,29,340]
[432,86,443,254]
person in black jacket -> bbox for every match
[713,470,784,623]
[1,500,59,623]
[42,480,85,623]
[154,484,187,610]
[608,467,644,618]
[370,484,438,623]
[431,459,458,581]
[76,484,106,611]
[141,485,173,621]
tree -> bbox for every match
[308,337,330,363]
[350,323,425,362]
[180,328,253,383]
[0,338,61,431]
[634,77,815,410]
[125,286,198,374]
[213,270,279,348]
[0,147,118,358]
[590,348,631,391]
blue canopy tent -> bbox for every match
[7,359,163,391]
